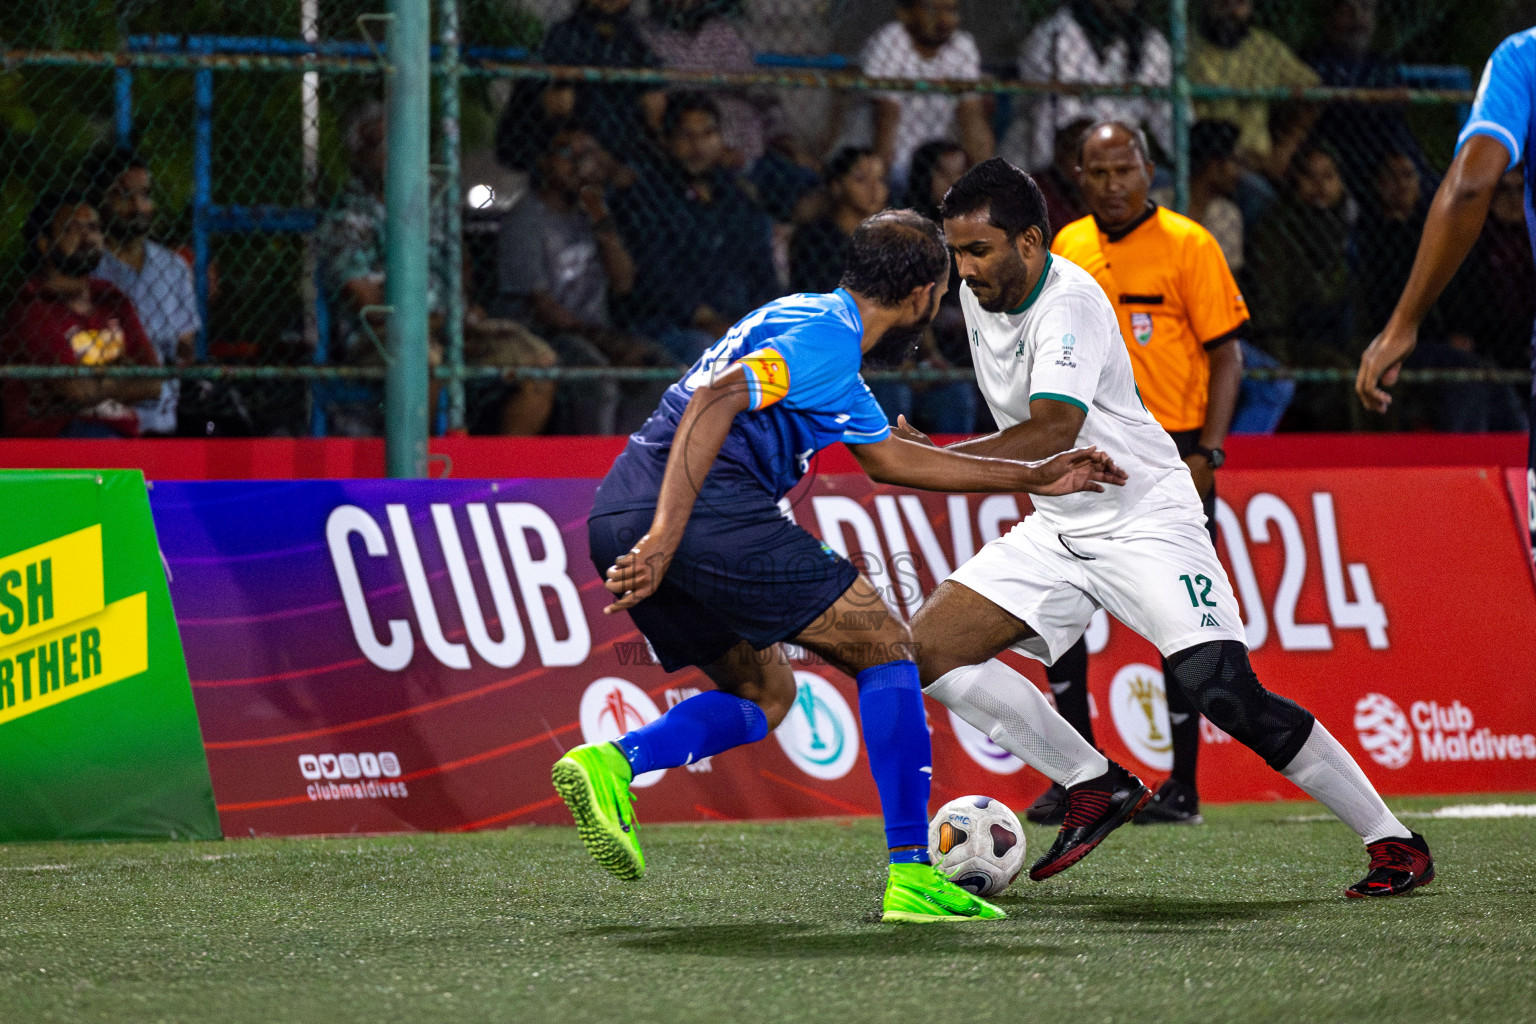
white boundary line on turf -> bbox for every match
[1280,802,1536,823]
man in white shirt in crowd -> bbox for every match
[859,0,994,187]
[92,150,200,437]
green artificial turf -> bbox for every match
[2,797,1533,1024]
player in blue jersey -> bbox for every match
[552,210,1125,922]
[1359,26,1536,565]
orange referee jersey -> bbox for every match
[1051,204,1248,433]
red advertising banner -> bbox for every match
[150,466,1536,837]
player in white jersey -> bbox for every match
[901,159,1435,897]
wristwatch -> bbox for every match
[1193,445,1225,469]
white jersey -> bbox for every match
[959,253,1199,537]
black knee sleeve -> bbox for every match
[1165,640,1315,770]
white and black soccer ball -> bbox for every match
[928,795,1026,897]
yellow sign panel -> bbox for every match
[0,525,104,649]
[0,592,148,727]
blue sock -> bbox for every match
[613,690,769,776]
[855,659,932,862]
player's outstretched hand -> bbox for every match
[1022,447,1127,496]
[893,414,936,447]
[1356,323,1418,413]
[603,532,675,614]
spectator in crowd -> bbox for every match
[616,92,778,361]
[89,149,199,437]
[495,127,676,435]
[1152,120,1245,271]
[317,103,556,436]
[1448,169,1536,372]
[1004,0,1171,173]
[540,0,666,162]
[789,146,889,294]
[903,140,969,224]
[1189,0,1320,223]
[495,79,578,173]
[1355,149,1425,336]
[1304,0,1430,204]
[1245,142,1354,429]
[1030,118,1094,241]
[3,193,162,438]
[643,0,788,171]
[858,0,993,187]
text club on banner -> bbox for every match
[152,468,1536,838]
[0,471,220,842]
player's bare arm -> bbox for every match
[894,396,1086,462]
[852,434,1124,495]
[1357,133,1510,412]
[602,364,750,613]
[1190,338,1242,498]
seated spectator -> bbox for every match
[1190,0,1320,223]
[643,0,789,171]
[789,147,889,294]
[1004,0,1171,172]
[540,0,665,163]
[494,128,676,435]
[857,0,993,188]
[89,149,199,437]
[1245,143,1354,429]
[495,79,578,173]
[316,103,556,436]
[1354,149,1425,336]
[1304,0,1431,204]
[1151,119,1245,271]
[903,140,970,223]
[3,194,162,438]
[1029,119,1093,241]
[615,92,778,361]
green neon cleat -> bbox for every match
[551,742,645,880]
[880,862,1008,924]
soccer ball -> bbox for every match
[928,795,1027,897]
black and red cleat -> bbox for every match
[1345,831,1435,898]
[1024,782,1069,826]
[1028,763,1151,881]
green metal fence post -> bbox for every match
[385,0,431,477]
[438,0,466,434]
[1170,0,1191,215]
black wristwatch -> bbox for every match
[1193,445,1226,469]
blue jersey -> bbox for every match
[1458,28,1536,266]
[592,289,890,513]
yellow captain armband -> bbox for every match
[737,348,791,410]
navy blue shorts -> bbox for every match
[588,504,858,673]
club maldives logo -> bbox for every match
[579,677,666,787]
[1354,693,1414,769]
[774,671,859,780]
[1108,663,1172,771]
[948,709,1024,774]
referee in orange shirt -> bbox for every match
[1025,120,1246,827]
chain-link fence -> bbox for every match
[2,0,1531,447]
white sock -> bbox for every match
[926,659,1108,789]
[1280,721,1411,844]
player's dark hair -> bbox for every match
[839,209,950,306]
[1189,119,1239,175]
[824,145,876,184]
[662,90,720,138]
[24,190,90,270]
[1076,119,1153,167]
[940,157,1051,245]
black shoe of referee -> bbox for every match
[1028,762,1151,881]
[1132,778,1205,825]
[1024,782,1069,826]
[1345,832,1435,898]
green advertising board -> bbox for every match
[0,470,220,841]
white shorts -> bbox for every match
[946,507,1247,665]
